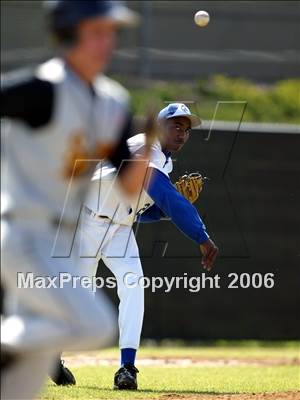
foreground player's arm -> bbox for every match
[146,168,218,270]
[109,115,154,197]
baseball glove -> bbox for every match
[174,172,206,204]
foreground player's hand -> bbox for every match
[144,107,160,150]
[200,239,219,271]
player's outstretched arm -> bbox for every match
[145,167,219,270]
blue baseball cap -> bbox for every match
[157,103,201,128]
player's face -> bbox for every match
[74,17,118,72]
[163,117,191,152]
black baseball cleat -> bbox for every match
[0,351,18,372]
[49,359,76,386]
[114,363,139,390]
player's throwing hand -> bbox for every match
[200,239,219,271]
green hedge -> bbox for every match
[125,76,300,124]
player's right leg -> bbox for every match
[78,212,144,389]
[101,224,144,390]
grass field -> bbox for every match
[41,342,300,400]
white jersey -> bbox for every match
[85,133,173,226]
[1,58,130,223]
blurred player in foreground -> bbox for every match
[0,1,157,399]
[60,103,218,390]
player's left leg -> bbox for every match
[49,211,111,386]
[1,217,117,396]
[101,225,144,390]
[1,349,57,400]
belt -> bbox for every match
[84,206,110,221]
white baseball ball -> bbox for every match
[194,10,210,27]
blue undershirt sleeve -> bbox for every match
[145,168,209,244]
[137,203,167,223]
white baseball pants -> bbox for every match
[80,211,144,350]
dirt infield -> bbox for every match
[64,354,300,368]
[158,393,300,400]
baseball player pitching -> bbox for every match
[0,1,157,399]
[58,103,219,390]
